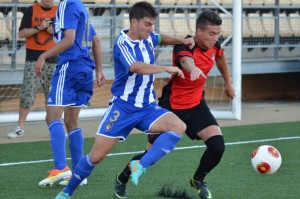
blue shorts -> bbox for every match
[47,60,94,106]
[97,98,170,141]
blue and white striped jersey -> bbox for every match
[53,0,94,67]
[111,29,159,108]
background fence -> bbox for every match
[0,0,299,120]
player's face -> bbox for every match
[196,24,221,49]
[41,0,54,7]
[135,17,156,40]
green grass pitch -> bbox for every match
[0,122,299,198]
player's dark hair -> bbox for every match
[129,1,158,21]
[196,9,222,30]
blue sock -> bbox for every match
[64,154,95,196]
[68,128,84,170]
[140,131,182,168]
[48,120,67,170]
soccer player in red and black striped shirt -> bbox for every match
[115,9,235,199]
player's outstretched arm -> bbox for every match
[178,56,207,81]
[159,33,195,49]
[215,53,235,99]
[130,62,184,78]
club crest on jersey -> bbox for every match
[105,121,113,132]
[211,53,215,61]
[148,42,154,52]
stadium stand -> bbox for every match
[0,1,300,77]
[0,12,8,42]
[264,0,275,5]
[290,0,300,6]
[279,12,293,37]
[280,0,291,6]
[160,0,177,5]
[247,12,266,37]
[6,11,23,40]
[158,12,174,35]
[289,11,300,36]
[262,11,275,37]
[171,12,191,38]
[218,13,232,38]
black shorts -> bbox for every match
[148,99,218,144]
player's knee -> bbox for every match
[89,152,104,165]
[173,120,186,134]
[206,135,225,157]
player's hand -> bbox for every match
[34,56,45,77]
[39,18,52,30]
[225,83,235,99]
[182,37,195,49]
[166,67,185,79]
[95,70,106,87]
[190,67,207,81]
[46,25,53,34]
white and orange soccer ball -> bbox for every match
[251,145,282,174]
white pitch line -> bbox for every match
[1,136,299,167]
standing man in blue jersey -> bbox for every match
[34,0,106,187]
[54,1,194,198]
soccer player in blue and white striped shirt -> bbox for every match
[54,1,194,198]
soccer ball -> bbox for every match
[251,145,282,174]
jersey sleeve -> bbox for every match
[150,32,159,47]
[115,38,137,73]
[173,44,193,67]
[89,24,97,37]
[214,41,224,57]
[58,1,79,30]
[19,6,33,31]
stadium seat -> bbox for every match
[279,0,291,6]
[279,46,293,58]
[0,13,8,41]
[290,0,300,5]
[191,0,205,5]
[219,13,232,38]
[247,12,266,37]
[279,12,293,37]
[81,0,93,3]
[18,0,36,3]
[90,9,111,52]
[289,12,300,36]
[206,0,221,5]
[93,0,111,4]
[114,0,128,4]
[221,0,232,5]
[160,0,177,5]
[264,0,275,5]
[243,0,251,5]
[6,11,24,41]
[188,12,196,35]
[171,12,191,38]
[128,0,155,4]
[249,0,264,5]
[242,12,251,37]
[176,0,193,5]
[122,12,130,29]
[159,13,174,35]
[262,12,275,37]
